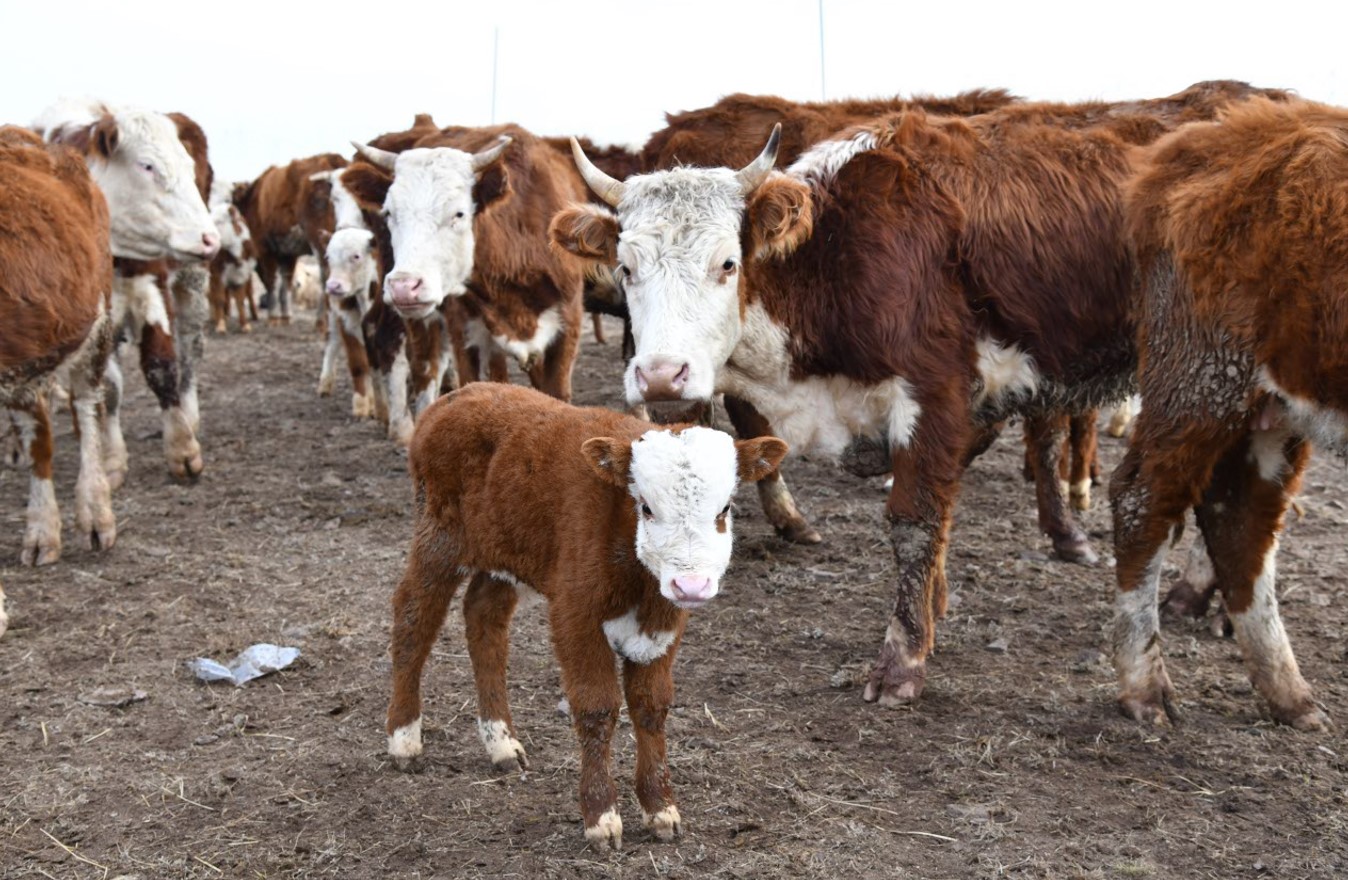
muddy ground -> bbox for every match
[1,313,1345,879]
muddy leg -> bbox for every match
[1027,412,1096,564]
[69,313,116,551]
[1198,433,1325,729]
[317,306,341,397]
[624,648,682,842]
[553,611,623,850]
[172,265,209,435]
[723,395,821,545]
[15,400,60,566]
[387,521,467,770]
[462,573,527,771]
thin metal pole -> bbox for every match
[818,0,826,100]
[491,26,500,123]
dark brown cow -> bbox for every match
[233,152,347,325]
[0,126,117,594]
[386,382,787,848]
[1110,97,1345,731]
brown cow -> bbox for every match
[0,126,116,589]
[1110,97,1345,731]
[233,152,347,325]
[386,382,787,848]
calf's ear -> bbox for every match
[747,175,813,259]
[581,437,633,489]
[734,437,789,482]
[341,164,392,213]
[549,204,619,263]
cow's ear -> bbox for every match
[734,436,789,483]
[581,437,632,489]
[318,229,332,250]
[549,204,619,263]
[341,164,392,212]
[473,162,509,210]
[92,113,120,158]
[747,174,813,259]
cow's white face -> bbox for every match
[381,147,479,319]
[614,169,748,407]
[325,227,376,298]
[628,428,740,608]
[211,203,249,261]
[91,108,219,262]
[312,169,365,231]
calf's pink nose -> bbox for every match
[326,278,343,295]
[672,575,712,602]
[201,232,221,258]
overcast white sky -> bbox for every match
[3,1,1345,183]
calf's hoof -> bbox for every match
[584,808,623,851]
[479,720,529,772]
[643,805,682,842]
[352,392,374,420]
[1118,685,1179,727]
[387,718,424,771]
[317,375,335,398]
[1280,706,1330,732]
[1069,480,1092,512]
[169,451,205,481]
[1052,534,1099,565]
[775,519,823,545]
[239,322,252,334]
[20,535,61,568]
[862,646,926,706]
[104,467,127,492]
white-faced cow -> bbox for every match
[1,126,117,593]
[387,382,787,848]
[1111,97,1346,731]
[208,201,258,333]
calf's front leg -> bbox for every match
[623,647,683,842]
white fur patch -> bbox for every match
[643,804,682,841]
[1113,546,1167,693]
[973,338,1039,408]
[787,130,880,186]
[388,716,423,759]
[585,807,623,850]
[602,608,677,664]
[493,304,562,369]
[1257,367,1347,454]
[382,147,480,315]
[477,718,525,767]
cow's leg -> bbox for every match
[863,388,967,706]
[101,345,129,491]
[462,573,527,771]
[387,521,467,771]
[591,311,607,345]
[408,324,443,418]
[1027,412,1096,564]
[317,306,342,398]
[15,400,60,566]
[0,578,6,638]
[209,271,228,333]
[623,649,682,842]
[723,395,821,545]
[1109,410,1237,726]
[1161,526,1222,624]
[172,265,210,435]
[387,346,414,447]
[1068,410,1098,510]
[1197,432,1325,729]
[69,313,116,552]
[553,613,623,850]
[486,349,510,385]
[1108,395,1139,438]
[129,276,202,480]
[244,275,259,324]
[543,295,583,402]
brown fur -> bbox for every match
[387,383,786,843]
[1110,97,1348,729]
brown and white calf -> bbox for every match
[209,202,258,332]
[387,382,786,848]
[319,226,379,419]
[1,126,117,590]
[1110,97,1347,731]
[37,101,220,484]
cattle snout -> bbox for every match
[386,273,433,315]
[635,358,691,401]
[326,278,346,297]
[671,575,715,607]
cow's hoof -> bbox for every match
[388,719,424,771]
[840,434,892,478]
[1161,578,1213,619]
[317,376,335,398]
[1118,687,1179,727]
[1053,535,1099,565]
[1271,702,1330,731]
[170,453,204,482]
[20,537,61,568]
[775,519,823,545]
[1069,480,1092,511]
[352,393,374,420]
[643,805,681,842]
[863,661,926,706]
[585,809,623,852]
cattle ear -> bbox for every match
[92,114,120,158]
[473,162,509,210]
[549,204,619,263]
[318,229,332,250]
[747,174,814,259]
[581,437,632,489]
[734,436,789,483]
[342,164,392,212]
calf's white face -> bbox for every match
[583,428,788,609]
[325,227,377,297]
[211,203,250,261]
[43,105,219,262]
[353,137,510,321]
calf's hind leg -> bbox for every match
[624,651,682,842]
[387,523,468,770]
[463,573,527,771]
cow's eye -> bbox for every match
[641,502,653,518]
[454,211,465,219]
[722,258,737,273]
[719,503,731,517]
[619,264,632,278]
[139,161,155,175]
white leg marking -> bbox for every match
[643,804,682,841]
[585,807,623,850]
[73,396,115,550]
[1112,547,1169,705]
[387,349,414,446]
[162,407,202,478]
[477,718,527,769]
[388,716,423,760]
[23,476,61,567]
[318,310,340,397]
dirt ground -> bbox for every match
[1,312,1345,879]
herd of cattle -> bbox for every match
[1,79,1346,848]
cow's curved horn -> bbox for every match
[471,135,511,170]
[351,141,397,171]
[570,137,626,207]
[735,123,782,194]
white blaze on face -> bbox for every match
[327,171,366,231]
[381,147,479,319]
[325,228,377,298]
[37,99,217,262]
[614,169,748,406]
[628,427,741,608]
[211,203,249,260]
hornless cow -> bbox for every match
[209,202,258,333]
[1111,97,1345,731]
[1,127,117,588]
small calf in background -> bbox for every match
[386,383,786,850]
